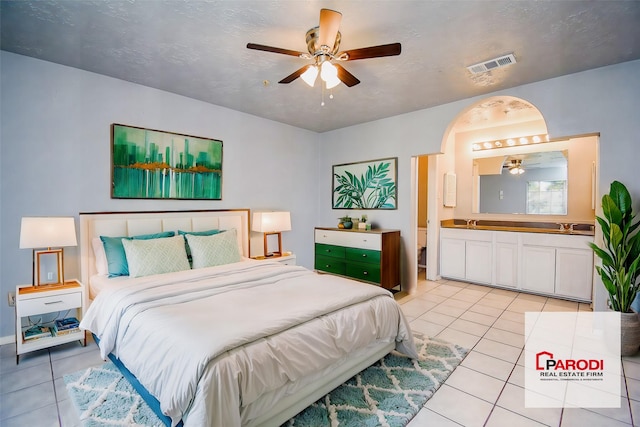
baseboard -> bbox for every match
[0,335,16,346]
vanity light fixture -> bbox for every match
[472,134,550,151]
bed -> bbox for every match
[78,209,417,427]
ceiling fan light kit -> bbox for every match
[247,8,401,97]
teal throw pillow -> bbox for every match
[101,231,175,277]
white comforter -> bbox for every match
[81,260,416,427]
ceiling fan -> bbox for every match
[246,9,401,89]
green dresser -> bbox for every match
[314,228,400,289]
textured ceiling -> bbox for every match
[2,1,639,133]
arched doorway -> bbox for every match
[421,95,549,281]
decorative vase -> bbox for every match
[343,220,353,229]
[620,312,640,356]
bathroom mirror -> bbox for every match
[473,150,568,215]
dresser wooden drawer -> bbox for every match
[17,291,82,317]
[346,262,381,284]
[315,243,346,259]
[315,255,346,275]
[314,229,381,250]
[345,247,380,265]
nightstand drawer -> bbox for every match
[17,291,82,317]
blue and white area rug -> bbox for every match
[64,335,467,427]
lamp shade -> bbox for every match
[252,212,291,233]
[19,217,77,249]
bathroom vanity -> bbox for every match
[440,220,594,302]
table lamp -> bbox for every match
[252,212,291,257]
[19,217,77,286]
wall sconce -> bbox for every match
[472,134,550,151]
[252,211,291,257]
[19,217,77,286]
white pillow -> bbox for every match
[92,237,108,276]
[121,235,190,278]
[186,229,242,269]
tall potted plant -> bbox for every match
[589,181,640,356]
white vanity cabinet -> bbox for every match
[521,233,594,301]
[440,228,492,284]
[440,227,594,301]
[494,232,518,288]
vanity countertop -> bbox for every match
[440,219,595,236]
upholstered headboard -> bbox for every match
[79,209,250,287]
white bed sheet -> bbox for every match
[81,260,416,427]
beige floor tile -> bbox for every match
[477,297,513,310]
[623,358,640,381]
[460,310,498,326]
[448,318,491,337]
[431,285,464,298]
[418,310,457,326]
[492,317,525,334]
[508,364,525,388]
[444,365,505,404]
[498,310,525,323]
[561,407,632,426]
[485,327,525,348]
[407,408,462,426]
[515,293,548,303]
[485,406,547,427]
[416,292,448,304]
[462,351,515,381]
[507,299,546,313]
[431,303,467,318]
[411,319,446,337]
[473,338,522,364]
[425,384,494,427]
[0,403,60,427]
[401,298,435,318]
[437,327,482,350]
[468,303,505,318]
[496,383,562,426]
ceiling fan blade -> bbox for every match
[318,9,342,51]
[278,65,313,84]
[334,64,360,87]
[246,43,305,58]
[340,43,402,61]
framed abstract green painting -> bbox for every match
[111,124,223,200]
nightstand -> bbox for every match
[251,253,297,265]
[15,280,85,364]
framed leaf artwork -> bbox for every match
[332,157,397,209]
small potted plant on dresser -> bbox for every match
[589,181,640,356]
[338,216,353,229]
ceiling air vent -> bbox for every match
[466,53,517,74]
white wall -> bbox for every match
[2,52,639,339]
[0,52,319,338]
[318,60,640,304]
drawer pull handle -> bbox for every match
[44,300,64,305]
[325,264,331,268]
[363,271,368,275]
[362,254,367,257]
[325,249,331,253]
